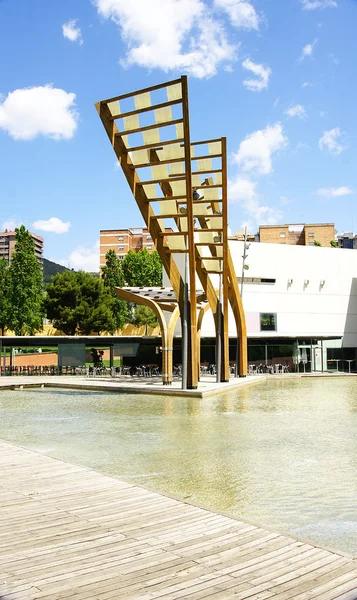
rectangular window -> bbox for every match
[308,232,314,237]
[309,242,314,246]
[146,235,151,240]
[279,232,286,238]
[118,235,124,241]
[118,245,124,251]
[118,254,124,260]
[260,313,277,332]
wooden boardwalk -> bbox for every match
[1,441,357,600]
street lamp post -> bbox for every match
[236,227,250,377]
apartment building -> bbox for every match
[337,232,357,249]
[259,223,335,247]
[0,230,44,264]
[100,227,173,269]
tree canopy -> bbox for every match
[132,305,158,335]
[8,225,45,335]
[46,270,117,335]
[121,249,162,287]
[101,250,129,330]
[0,258,10,336]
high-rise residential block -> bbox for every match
[0,229,44,264]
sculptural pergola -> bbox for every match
[96,76,247,388]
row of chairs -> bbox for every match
[249,363,290,374]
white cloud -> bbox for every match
[55,241,100,272]
[302,81,313,88]
[229,176,282,225]
[32,217,71,234]
[233,123,288,175]
[93,0,237,78]
[299,39,318,61]
[300,0,337,9]
[284,104,307,119]
[62,19,83,44]
[316,186,352,198]
[242,58,271,92]
[214,0,260,30]
[329,53,339,65]
[0,85,78,141]
[1,218,21,232]
[320,110,327,117]
[319,127,345,155]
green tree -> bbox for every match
[0,258,10,335]
[46,270,116,335]
[101,250,129,329]
[8,225,44,335]
[121,249,162,287]
[330,240,339,248]
[313,240,322,247]
[132,305,158,335]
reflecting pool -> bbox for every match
[0,377,357,555]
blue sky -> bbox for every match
[0,0,356,270]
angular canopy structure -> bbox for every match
[96,76,247,388]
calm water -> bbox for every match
[0,378,357,555]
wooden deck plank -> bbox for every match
[0,440,356,600]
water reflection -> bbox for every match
[0,377,356,555]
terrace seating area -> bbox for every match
[249,363,290,375]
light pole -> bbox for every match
[236,227,250,377]
[240,227,250,298]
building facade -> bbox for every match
[164,241,357,372]
[259,223,335,247]
[100,227,172,269]
[0,230,43,264]
[337,232,357,249]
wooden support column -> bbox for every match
[221,137,230,382]
[227,252,248,376]
[182,76,198,389]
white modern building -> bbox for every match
[165,241,357,372]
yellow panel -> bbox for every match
[208,141,222,155]
[123,115,140,131]
[215,172,222,185]
[193,204,209,216]
[190,145,195,157]
[196,231,215,244]
[161,143,184,160]
[178,217,188,233]
[159,199,177,216]
[122,135,129,148]
[130,150,149,165]
[107,100,120,117]
[167,236,187,251]
[170,162,185,175]
[204,188,219,200]
[192,174,201,186]
[134,92,151,109]
[176,123,184,139]
[210,217,223,230]
[203,259,221,272]
[154,107,172,124]
[167,83,182,101]
[156,218,166,230]
[170,180,186,196]
[143,184,157,199]
[197,158,212,171]
[151,164,169,180]
[143,128,160,145]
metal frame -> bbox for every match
[96,76,247,386]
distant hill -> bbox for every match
[42,259,100,284]
[43,258,70,284]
